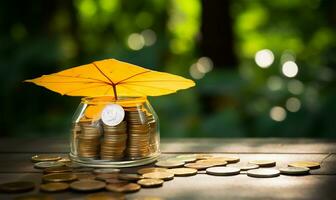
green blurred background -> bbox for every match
[1,0,335,138]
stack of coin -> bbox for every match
[77,121,101,158]
[71,123,81,155]
[101,121,127,160]
[147,113,158,154]
[126,107,151,159]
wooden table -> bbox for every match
[0,138,335,200]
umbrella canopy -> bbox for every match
[25,59,195,99]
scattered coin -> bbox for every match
[137,179,164,188]
[236,164,259,171]
[184,162,213,170]
[86,192,126,200]
[31,154,62,163]
[170,155,197,163]
[14,194,55,200]
[137,167,169,175]
[118,174,143,181]
[142,171,174,181]
[43,166,73,174]
[70,180,106,191]
[249,160,276,167]
[93,168,121,174]
[196,159,227,166]
[206,167,240,176]
[214,156,240,163]
[34,161,64,169]
[0,181,35,193]
[106,183,141,193]
[288,161,320,169]
[168,168,197,176]
[75,172,96,180]
[195,154,214,160]
[40,182,69,192]
[279,167,310,175]
[58,157,71,163]
[247,168,280,178]
[155,160,185,168]
[73,167,94,172]
[96,173,120,181]
[42,173,77,182]
[105,179,129,184]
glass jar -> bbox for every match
[69,96,160,167]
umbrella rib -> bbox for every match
[121,80,192,83]
[92,63,115,85]
[116,71,151,84]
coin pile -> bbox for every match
[101,121,127,160]
[77,121,101,158]
[125,107,151,159]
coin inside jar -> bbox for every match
[168,168,197,176]
[105,183,141,193]
[70,180,106,191]
[137,179,163,187]
[31,154,62,163]
[137,167,169,175]
[42,173,77,182]
[0,181,35,193]
[40,182,69,192]
[142,171,174,181]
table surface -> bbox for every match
[0,138,335,200]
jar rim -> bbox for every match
[81,96,147,105]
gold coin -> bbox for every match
[43,166,73,174]
[13,194,55,200]
[42,173,77,182]
[96,173,119,181]
[184,162,213,170]
[105,183,141,193]
[142,171,174,181]
[288,161,320,169]
[75,172,96,180]
[86,192,126,200]
[155,160,185,168]
[40,182,69,192]
[195,154,214,160]
[137,179,163,187]
[168,168,197,176]
[196,159,227,166]
[249,160,276,167]
[137,167,169,175]
[118,174,143,181]
[70,180,106,191]
[214,156,240,163]
[31,154,62,162]
[0,181,35,193]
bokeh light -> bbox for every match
[270,106,287,122]
[282,61,298,77]
[189,64,205,79]
[254,49,274,68]
[141,29,157,46]
[288,79,304,95]
[286,97,301,112]
[267,76,283,91]
[196,57,213,73]
[127,33,145,50]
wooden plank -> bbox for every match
[0,173,335,200]
[1,138,336,153]
[0,153,335,175]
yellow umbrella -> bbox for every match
[25,59,195,99]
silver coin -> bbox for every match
[247,168,280,178]
[238,164,259,171]
[34,161,64,169]
[279,167,310,175]
[206,167,240,176]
